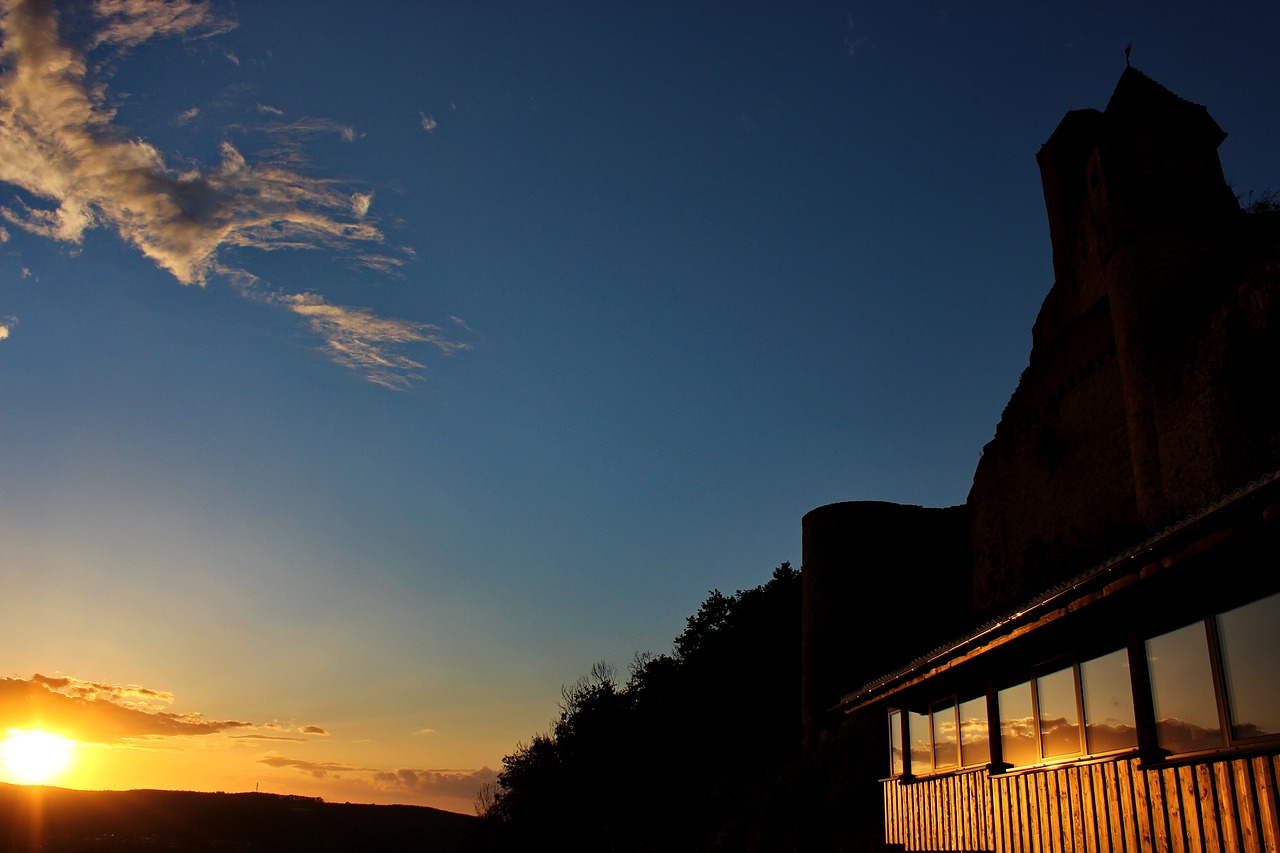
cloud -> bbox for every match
[90,0,235,50]
[0,674,255,743]
[229,734,308,742]
[350,192,372,218]
[175,106,200,126]
[299,725,328,735]
[419,112,437,133]
[373,766,498,800]
[0,0,460,388]
[258,752,496,802]
[0,315,14,339]
[257,756,377,779]
[271,292,467,391]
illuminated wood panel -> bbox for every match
[882,752,1280,852]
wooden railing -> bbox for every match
[883,751,1280,852]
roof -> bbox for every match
[837,469,1280,714]
[1104,66,1226,144]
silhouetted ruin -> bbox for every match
[803,67,1280,851]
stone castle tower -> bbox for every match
[802,67,1280,736]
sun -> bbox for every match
[1,729,75,784]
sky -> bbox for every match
[1,0,1278,814]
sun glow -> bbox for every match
[2,729,76,784]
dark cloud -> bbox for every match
[372,766,499,799]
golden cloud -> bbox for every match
[0,675,254,744]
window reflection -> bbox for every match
[1218,591,1280,740]
[998,681,1037,767]
[1147,621,1223,753]
[931,699,958,769]
[1037,662,1082,758]
[888,710,903,776]
[1080,648,1137,752]
[909,710,931,775]
[959,696,990,767]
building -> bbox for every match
[801,67,1280,852]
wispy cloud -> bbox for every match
[419,112,437,133]
[258,756,377,779]
[272,293,466,391]
[175,106,200,126]
[0,0,462,388]
[90,0,235,49]
[299,725,329,735]
[0,315,15,340]
[260,753,497,801]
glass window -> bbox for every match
[1217,591,1280,741]
[1147,621,1223,753]
[1080,648,1138,752]
[1037,661,1082,758]
[959,696,990,767]
[888,710,903,776]
[998,681,1037,767]
[931,698,958,769]
[908,710,931,775]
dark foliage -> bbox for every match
[484,564,802,851]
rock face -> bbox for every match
[801,67,1280,735]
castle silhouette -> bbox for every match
[801,67,1280,851]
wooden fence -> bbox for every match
[883,752,1280,852]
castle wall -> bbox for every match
[801,501,969,741]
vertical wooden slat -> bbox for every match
[916,773,926,845]
[1059,768,1080,845]
[1162,766,1187,853]
[1133,762,1155,851]
[950,773,961,847]
[1197,762,1222,853]
[1233,758,1263,853]
[1079,763,1098,853]
[1251,755,1280,852]
[1116,760,1139,852]
[1102,762,1122,852]
[964,772,973,847]
[1092,763,1113,851]
[896,778,906,845]
[1214,761,1240,853]
[1148,764,1170,852]
[1042,770,1059,852]
[1067,766,1086,853]
[1021,773,1034,853]
[1044,770,1059,851]
[1178,765,1204,853]
[998,773,1013,853]
[991,773,1005,853]
[1029,772,1045,853]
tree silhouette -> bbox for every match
[484,564,801,851]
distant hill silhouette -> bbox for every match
[0,783,477,853]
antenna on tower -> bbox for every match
[1125,41,1133,67]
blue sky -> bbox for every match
[1,0,1278,811]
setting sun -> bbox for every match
[2,730,75,784]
